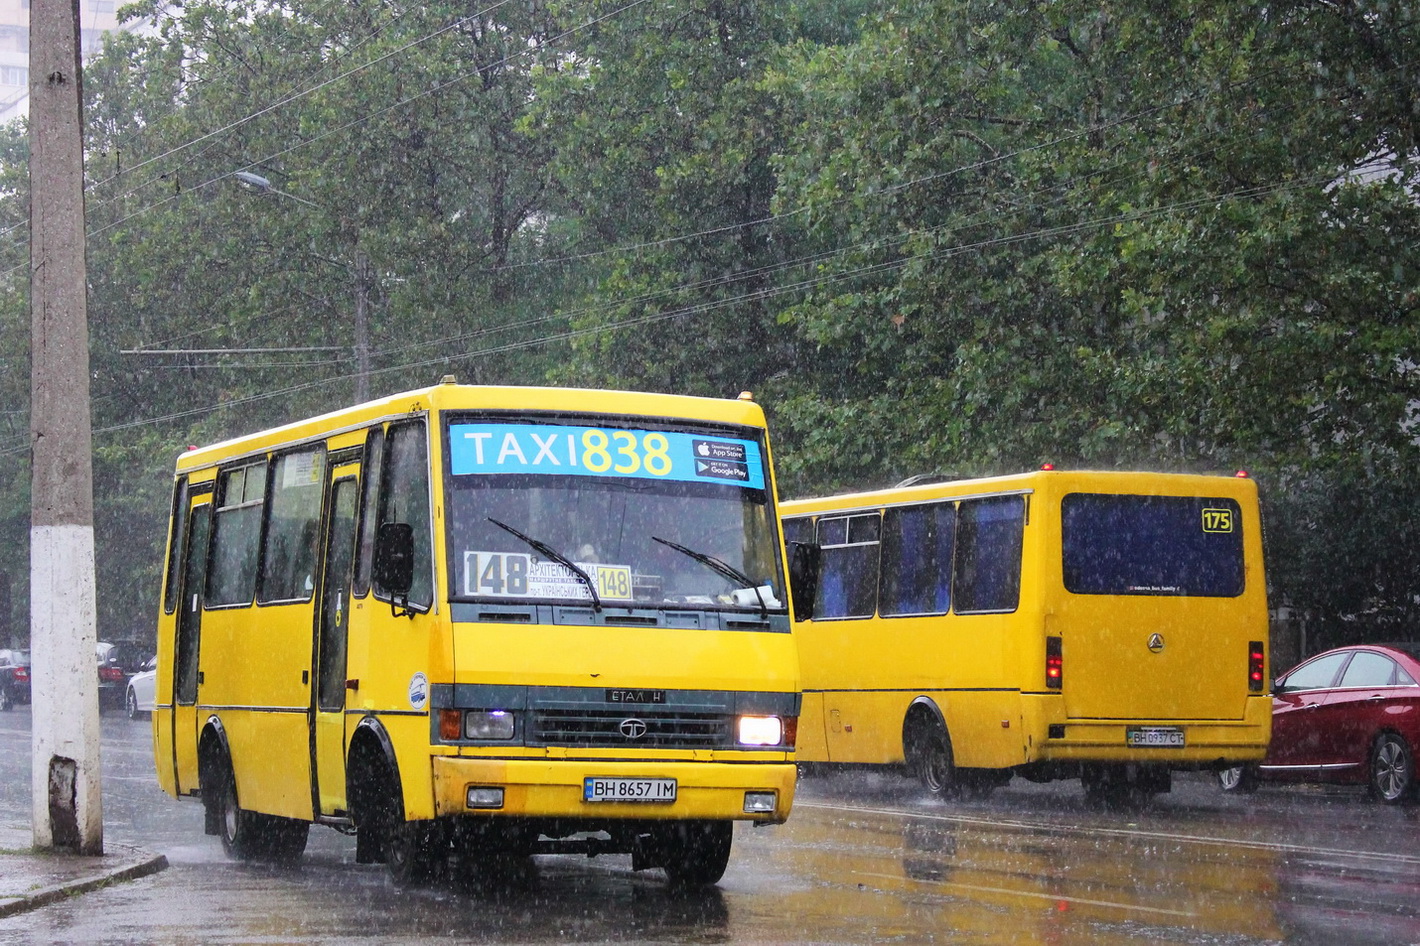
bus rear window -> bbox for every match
[1061,494,1244,597]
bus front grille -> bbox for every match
[530,709,729,749]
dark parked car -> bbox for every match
[97,640,153,713]
[0,648,29,710]
[1218,643,1420,803]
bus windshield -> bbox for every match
[444,419,785,611]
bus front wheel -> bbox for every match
[650,820,733,886]
[364,755,445,886]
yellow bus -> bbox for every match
[152,380,798,885]
[779,469,1270,804]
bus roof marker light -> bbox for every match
[738,391,754,401]
[1235,470,1249,478]
[1041,463,1055,471]
[441,374,457,384]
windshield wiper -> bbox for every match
[652,536,767,616]
[487,517,602,612]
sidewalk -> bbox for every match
[0,820,168,919]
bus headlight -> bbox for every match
[467,787,505,809]
[737,715,784,746]
[744,791,777,813]
[464,710,515,740]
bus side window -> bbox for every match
[881,503,954,617]
[815,513,880,619]
[781,517,815,547]
[953,496,1024,614]
[207,462,268,607]
[375,422,433,609]
[258,447,326,603]
[353,426,386,598]
[782,516,819,619]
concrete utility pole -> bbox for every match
[29,0,102,854]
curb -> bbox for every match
[0,847,169,919]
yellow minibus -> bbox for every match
[780,469,1270,804]
[153,380,798,884]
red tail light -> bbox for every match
[1046,636,1063,689]
[99,665,125,683]
[1248,641,1265,692]
[14,666,28,682]
[783,716,798,750]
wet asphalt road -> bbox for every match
[2,705,1419,945]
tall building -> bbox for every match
[0,0,123,124]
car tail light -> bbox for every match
[99,665,125,683]
[1046,636,1063,689]
[1248,641,1265,692]
[14,666,27,683]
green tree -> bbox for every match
[765,0,1420,636]
[525,0,878,397]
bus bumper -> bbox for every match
[1024,694,1272,766]
[431,757,797,823]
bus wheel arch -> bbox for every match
[197,718,266,859]
[348,717,446,882]
[197,717,232,837]
[348,718,398,865]
[903,699,956,797]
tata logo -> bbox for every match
[619,718,648,739]
[1147,633,1165,654]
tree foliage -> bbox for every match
[0,0,1415,646]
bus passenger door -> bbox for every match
[314,477,358,816]
[173,503,210,796]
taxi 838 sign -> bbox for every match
[449,423,765,490]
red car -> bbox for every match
[1219,643,1420,802]
[0,649,29,710]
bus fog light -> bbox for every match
[743,791,777,813]
[466,787,505,809]
[737,715,783,746]
[464,710,515,740]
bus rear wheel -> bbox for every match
[214,754,264,860]
[265,817,310,861]
[906,717,957,798]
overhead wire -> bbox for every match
[0,165,1341,458]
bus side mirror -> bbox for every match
[374,522,415,616]
[787,541,820,621]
